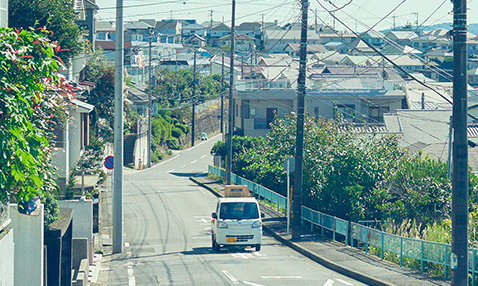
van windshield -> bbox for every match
[220,202,259,220]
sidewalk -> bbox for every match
[190,176,450,286]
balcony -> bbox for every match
[235,79,294,91]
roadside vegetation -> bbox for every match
[211,113,478,243]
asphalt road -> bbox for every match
[98,134,368,286]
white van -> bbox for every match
[211,197,264,251]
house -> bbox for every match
[184,34,207,48]
[52,99,94,191]
[410,30,451,53]
[359,30,385,48]
[125,20,153,42]
[319,32,356,45]
[151,20,183,44]
[423,49,452,63]
[323,41,349,54]
[348,38,376,56]
[182,23,207,38]
[381,45,422,56]
[233,63,406,137]
[384,30,418,47]
[284,43,327,56]
[125,83,151,169]
[263,28,320,53]
[95,21,115,41]
[380,54,426,76]
[210,22,231,39]
[236,22,262,39]
[383,109,478,164]
[75,0,99,46]
[218,33,256,52]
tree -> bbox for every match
[8,0,83,65]
[0,27,69,206]
[81,49,115,143]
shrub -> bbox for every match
[171,127,183,138]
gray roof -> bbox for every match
[125,21,152,30]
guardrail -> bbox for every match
[209,165,478,284]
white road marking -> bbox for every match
[179,165,186,169]
[167,169,174,173]
[324,279,334,286]
[139,154,180,172]
[127,265,135,286]
[253,252,262,257]
[261,276,302,279]
[124,242,130,247]
[191,160,197,164]
[201,218,208,223]
[222,270,239,283]
[201,155,206,159]
[336,278,353,285]
[243,281,265,286]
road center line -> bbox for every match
[324,279,334,286]
[222,270,239,283]
[261,276,302,279]
[336,279,353,285]
[200,155,206,159]
[190,160,197,164]
[243,281,265,286]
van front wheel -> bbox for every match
[255,244,261,251]
[212,237,221,252]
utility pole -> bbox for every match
[451,0,468,284]
[292,0,308,240]
[113,0,124,254]
[411,12,418,30]
[221,53,225,133]
[148,27,153,168]
[226,0,236,185]
[191,49,197,147]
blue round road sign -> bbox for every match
[104,155,114,170]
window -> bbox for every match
[334,104,355,121]
[266,108,277,128]
[314,106,319,119]
[52,126,64,148]
[368,106,389,122]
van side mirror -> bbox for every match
[212,212,217,219]
[261,212,265,219]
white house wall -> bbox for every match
[69,108,83,172]
[0,228,14,286]
[10,204,44,286]
[134,132,148,169]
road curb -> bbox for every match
[191,175,393,286]
[189,176,222,197]
[262,226,392,286]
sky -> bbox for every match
[95,0,477,32]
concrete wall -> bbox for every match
[10,204,44,286]
[59,199,93,263]
[133,132,148,169]
[0,228,14,286]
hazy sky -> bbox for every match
[95,0,476,32]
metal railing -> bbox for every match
[209,165,478,283]
[209,165,287,213]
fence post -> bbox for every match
[421,240,424,273]
[473,249,476,286]
[333,217,336,242]
[445,246,449,280]
[400,237,403,267]
[381,232,384,260]
[366,229,369,254]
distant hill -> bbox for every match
[381,23,478,35]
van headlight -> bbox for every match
[217,221,228,228]
[252,221,262,228]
